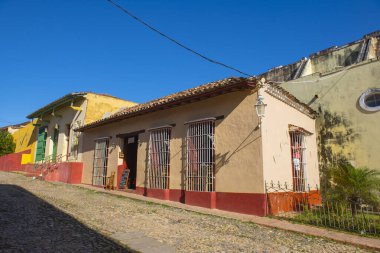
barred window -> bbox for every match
[92,138,109,186]
[186,119,215,192]
[290,132,307,192]
[148,127,171,189]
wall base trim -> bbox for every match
[185,191,216,209]
[131,187,268,216]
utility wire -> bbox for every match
[106,0,254,77]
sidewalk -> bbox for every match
[76,184,380,251]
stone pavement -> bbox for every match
[77,184,380,252]
[111,231,175,253]
[0,171,377,253]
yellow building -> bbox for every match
[259,30,380,172]
[11,122,38,164]
[24,92,137,163]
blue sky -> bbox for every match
[0,0,379,127]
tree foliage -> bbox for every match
[0,131,15,156]
[330,161,380,206]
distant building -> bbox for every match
[0,122,29,134]
[0,92,137,183]
[11,122,38,164]
[259,30,380,172]
[26,92,137,163]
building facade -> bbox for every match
[77,77,319,216]
[26,92,137,163]
[0,92,138,184]
[259,30,380,172]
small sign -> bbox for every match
[119,169,130,189]
[128,137,135,144]
[119,152,124,158]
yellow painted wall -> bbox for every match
[84,93,137,125]
[11,122,37,163]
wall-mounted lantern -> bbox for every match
[255,94,267,128]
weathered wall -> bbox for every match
[282,59,380,171]
[309,42,363,73]
[11,122,37,163]
[84,93,137,125]
[81,90,265,194]
[42,162,83,184]
[261,88,319,188]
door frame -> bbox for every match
[36,126,47,162]
[123,135,139,190]
[52,127,59,161]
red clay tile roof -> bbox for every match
[265,84,318,119]
[76,77,255,131]
[75,77,317,132]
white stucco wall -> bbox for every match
[261,87,320,190]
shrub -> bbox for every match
[330,161,380,207]
[0,131,15,156]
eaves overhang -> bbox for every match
[26,92,87,119]
[76,77,258,132]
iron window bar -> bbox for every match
[92,138,110,186]
[290,131,307,192]
[186,119,215,192]
[147,127,171,189]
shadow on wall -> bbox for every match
[0,184,131,252]
[317,108,359,190]
[27,125,38,148]
[215,127,260,172]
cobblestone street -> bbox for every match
[0,172,374,253]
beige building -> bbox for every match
[259,30,380,174]
[77,77,319,216]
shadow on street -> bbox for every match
[0,184,131,252]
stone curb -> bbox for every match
[76,184,380,252]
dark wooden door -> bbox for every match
[124,135,138,189]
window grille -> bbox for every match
[290,132,307,192]
[186,120,215,192]
[92,138,109,186]
[148,127,171,189]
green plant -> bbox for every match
[0,131,15,156]
[330,161,380,207]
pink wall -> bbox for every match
[0,150,30,172]
[42,162,83,184]
[20,162,83,184]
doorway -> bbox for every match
[52,127,59,161]
[124,135,138,189]
[36,127,47,162]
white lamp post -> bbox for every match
[255,94,266,128]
